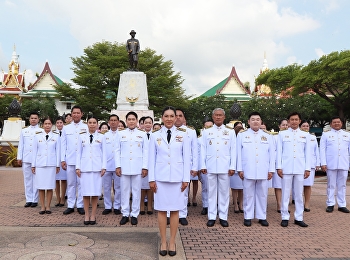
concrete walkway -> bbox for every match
[0,166,349,259]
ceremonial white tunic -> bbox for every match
[198,135,208,208]
[148,126,191,211]
[200,124,236,221]
[141,131,152,189]
[32,131,60,190]
[236,129,275,220]
[17,125,41,203]
[304,133,320,186]
[61,121,88,208]
[76,131,106,196]
[55,129,67,180]
[271,134,282,189]
[320,128,350,207]
[276,128,311,221]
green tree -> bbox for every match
[256,50,350,123]
[20,92,58,125]
[55,41,190,120]
[0,95,15,120]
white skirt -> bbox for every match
[80,171,102,196]
[35,166,56,190]
[304,168,315,186]
[141,175,150,189]
[56,166,67,180]
[154,181,184,211]
[272,171,282,189]
[230,172,243,189]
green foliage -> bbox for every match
[0,142,18,167]
[55,41,190,120]
[20,92,59,125]
[0,95,15,121]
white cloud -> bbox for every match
[322,0,339,14]
[315,48,325,58]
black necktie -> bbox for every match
[147,133,150,140]
[167,130,171,143]
[46,135,49,140]
[59,130,62,137]
[90,134,93,143]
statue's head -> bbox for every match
[130,30,136,36]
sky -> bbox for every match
[0,0,349,98]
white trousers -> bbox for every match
[243,179,268,220]
[207,173,230,220]
[327,169,348,207]
[281,174,304,221]
[103,171,121,210]
[200,173,209,208]
[120,174,141,217]
[179,186,188,218]
[66,165,83,208]
[22,162,38,203]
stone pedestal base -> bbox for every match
[0,118,25,146]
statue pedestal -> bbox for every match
[0,117,25,146]
[112,71,154,120]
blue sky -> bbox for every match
[1,0,349,97]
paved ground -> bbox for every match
[0,166,349,259]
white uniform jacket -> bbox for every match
[104,130,119,171]
[276,128,311,174]
[197,135,203,171]
[115,128,148,175]
[61,121,88,165]
[309,133,320,169]
[17,125,41,163]
[181,125,198,171]
[200,124,236,173]
[320,129,350,170]
[148,126,191,183]
[236,129,275,179]
[31,130,60,168]
[76,131,107,172]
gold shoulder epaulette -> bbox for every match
[35,131,42,134]
[52,130,59,134]
[177,127,186,132]
[279,129,287,131]
[22,126,29,129]
[137,128,145,132]
[119,128,126,131]
[64,123,69,126]
[100,130,108,134]
[79,131,86,134]
[225,125,233,130]
[187,125,195,130]
[239,129,247,133]
[152,128,160,133]
[324,130,330,132]
[197,134,202,138]
[270,132,278,135]
[83,121,87,124]
[263,129,271,134]
[301,129,308,133]
[310,132,315,135]
[204,125,213,129]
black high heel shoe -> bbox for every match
[168,244,176,257]
[89,218,96,225]
[159,244,167,256]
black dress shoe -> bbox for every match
[258,219,269,226]
[179,218,188,226]
[292,200,295,204]
[114,209,121,215]
[159,249,167,256]
[192,202,198,207]
[102,209,112,215]
[219,219,229,227]
[201,208,208,215]
[294,220,308,227]
[55,203,60,207]
[39,211,45,215]
[338,207,350,213]
[147,211,153,215]
[168,244,176,257]
[90,219,96,225]
[207,219,215,227]
[244,219,251,227]
[77,208,85,215]
[304,208,311,212]
[140,211,145,215]
[131,216,138,225]
[24,202,32,207]
[63,208,74,215]
[326,205,334,212]
[167,217,170,225]
[31,203,38,207]
[84,220,90,225]
[187,202,191,207]
[281,220,288,227]
[59,204,64,207]
[234,210,240,213]
[120,216,129,225]
[45,210,52,214]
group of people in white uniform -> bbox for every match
[17,106,350,257]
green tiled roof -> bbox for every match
[200,77,228,97]
[54,75,64,86]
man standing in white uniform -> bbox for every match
[276,112,311,227]
[201,108,236,227]
[237,112,275,227]
[17,112,41,208]
[320,116,350,213]
[61,106,88,215]
[102,114,121,215]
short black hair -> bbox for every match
[109,114,119,121]
[71,105,83,113]
[233,121,242,128]
[248,111,261,120]
[287,112,301,120]
[29,111,40,117]
[41,117,53,124]
[143,116,153,123]
[99,122,110,130]
[87,116,98,123]
[330,116,341,123]
[299,119,309,127]
[126,111,138,120]
[162,106,176,116]
[56,116,65,123]
[139,116,146,124]
[278,118,288,125]
[176,108,186,119]
[119,120,126,128]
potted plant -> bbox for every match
[0,141,20,167]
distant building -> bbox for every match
[253,52,272,97]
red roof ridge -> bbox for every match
[216,66,250,95]
[28,61,59,90]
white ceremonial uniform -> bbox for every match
[115,128,148,218]
[103,129,121,210]
[236,129,275,220]
[304,133,320,186]
[198,135,208,208]
[32,131,60,189]
[141,131,152,189]
[200,124,236,221]
[276,128,311,221]
[56,129,67,181]
[76,131,107,196]
[320,129,350,207]
[271,134,282,189]
[17,125,41,204]
[148,126,191,211]
[179,125,198,219]
[61,121,88,208]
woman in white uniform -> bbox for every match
[76,117,106,225]
[32,117,60,214]
[148,106,190,257]
[300,120,320,211]
[55,116,67,207]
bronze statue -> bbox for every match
[126,30,140,71]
